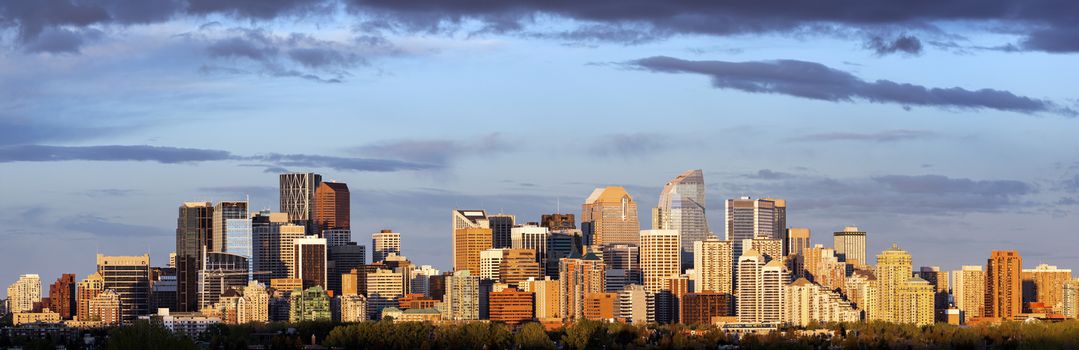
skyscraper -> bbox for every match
[602,244,642,292]
[371,229,401,263]
[693,235,732,294]
[986,250,1022,319]
[500,248,542,286]
[521,276,560,321]
[176,201,212,312]
[294,236,328,289]
[833,226,867,268]
[736,250,786,323]
[1021,263,1071,313]
[212,201,248,253]
[76,272,104,321]
[639,229,681,293]
[444,270,481,321]
[725,197,780,271]
[199,252,249,310]
[785,227,810,258]
[952,265,985,322]
[97,254,151,323]
[918,266,950,321]
[280,172,322,230]
[581,186,640,246]
[873,244,912,323]
[454,227,493,274]
[653,169,709,259]
[617,284,655,324]
[479,248,506,281]
[48,274,76,319]
[489,214,516,249]
[559,254,606,321]
[313,181,350,233]
[899,276,935,326]
[6,274,40,314]
[511,223,549,263]
[328,243,365,295]
[251,211,305,285]
[367,268,404,320]
[546,229,584,276]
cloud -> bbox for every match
[871,175,1033,197]
[629,56,1075,116]
[792,129,937,143]
[865,34,922,56]
[196,28,392,82]
[243,153,438,172]
[0,117,113,146]
[21,27,102,54]
[588,133,673,157]
[79,189,142,197]
[59,214,172,237]
[351,133,513,165]
[743,169,796,180]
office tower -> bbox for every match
[1063,279,1079,318]
[324,229,351,248]
[802,244,847,291]
[693,235,733,294]
[581,186,640,246]
[366,268,404,320]
[511,223,549,262]
[833,226,867,268]
[843,269,877,320]
[176,201,212,312]
[371,229,401,263]
[87,289,122,326]
[251,211,305,285]
[500,249,541,286]
[899,277,935,325]
[744,238,783,263]
[76,272,104,321]
[663,276,692,324]
[736,250,786,323]
[289,286,331,322]
[328,243,365,295]
[489,214,516,249]
[224,218,253,274]
[540,213,575,231]
[786,278,861,326]
[409,265,441,297]
[785,228,810,258]
[521,277,560,321]
[341,269,361,297]
[150,266,177,312]
[454,227,492,274]
[546,229,584,276]
[97,254,151,323]
[6,274,41,314]
[212,201,248,253]
[454,209,490,229]
[314,181,350,233]
[640,229,681,293]
[952,266,985,322]
[280,172,322,230]
[382,254,415,296]
[617,284,655,324]
[1022,264,1072,313]
[653,169,709,259]
[444,270,481,321]
[986,250,1023,319]
[559,254,606,320]
[236,281,269,324]
[766,198,787,237]
[336,294,367,322]
[489,287,534,325]
[602,244,642,292]
[725,197,780,271]
[872,244,912,323]
[480,248,507,281]
[47,274,76,319]
[199,252,249,310]
[918,266,950,320]
[293,236,327,289]
[583,292,618,320]
[681,292,733,325]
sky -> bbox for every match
[2,0,1079,295]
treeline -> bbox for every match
[9,319,1079,349]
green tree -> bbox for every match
[105,321,198,350]
[515,322,555,350]
[563,320,609,350]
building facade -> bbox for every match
[581,186,640,246]
[833,226,867,268]
[97,254,151,323]
[986,250,1023,319]
[693,235,733,294]
[653,169,709,259]
[371,229,401,263]
[640,229,681,293]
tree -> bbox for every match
[105,321,198,350]
[515,322,555,350]
[563,320,608,350]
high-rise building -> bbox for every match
[559,254,606,321]
[583,292,618,321]
[294,236,327,289]
[48,274,76,319]
[409,265,441,297]
[199,252,249,310]
[337,294,367,322]
[833,226,867,268]
[952,265,985,322]
[367,268,404,320]
[785,228,810,258]
[1021,264,1072,313]
[280,172,322,231]
[744,238,783,263]
[786,278,860,326]
[176,201,212,312]
[801,244,847,291]
[489,287,534,325]
[766,198,787,237]
[324,229,352,248]
[88,289,122,326]
[251,211,303,284]
[540,213,575,231]
[328,243,365,295]
[546,229,584,276]
[616,284,655,324]
[872,244,912,323]
[1063,278,1079,319]
[454,227,492,274]
[444,270,481,321]
[6,274,41,314]
[76,272,104,321]
[212,201,248,253]
[640,230,681,293]
[489,214,516,249]
[97,254,151,323]
[693,235,732,294]
[479,248,506,281]
[681,292,733,325]
[313,181,350,233]
[918,266,950,320]
[236,281,269,324]
[581,187,640,246]
[511,223,549,263]
[843,269,877,320]
[736,250,786,323]
[521,276,560,321]
[986,250,1022,319]
[224,218,253,275]
[725,197,781,272]
[500,249,541,286]
[602,244,641,292]
[899,277,935,326]
[371,229,401,263]
[289,286,331,322]
[653,169,709,260]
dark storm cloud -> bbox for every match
[352,133,513,165]
[630,56,1075,116]
[865,34,923,55]
[792,129,937,143]
[588,133,672,157]
[0,144,232,163]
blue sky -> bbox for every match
[2,1,1079,293]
